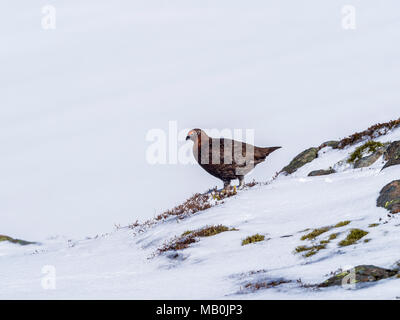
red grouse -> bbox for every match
[186,129,281,189]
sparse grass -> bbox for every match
[338,229,369,247]
[157,225,237,253]
[334,221,351,228]
[347,141,385,164]
[301,227,331,241]
[242,234,265,246]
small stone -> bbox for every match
[319,141,340,149]
[308,168,336,177]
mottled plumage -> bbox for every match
[186,129,281,189]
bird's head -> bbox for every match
[186,128,205,142]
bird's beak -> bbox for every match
[186,136,190,141]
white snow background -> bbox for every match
[1,1,400,299]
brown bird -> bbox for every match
[186,129,281,189]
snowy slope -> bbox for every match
[2,127,400,299]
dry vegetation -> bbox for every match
[336,118,400,149]
[128,183,259,233]
[244,279,291,291]
[157,225,238,254]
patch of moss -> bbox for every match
[295,245,309,253]
[295,244,327,257]
[364,239,371,243]
[338,229,369,247]
[0,235,36,246]
[368,223,379,228]
[242,234,265,246]
[328,233,339,240]
[334,221,351,228]
[301,227,331,241]
[347,141,385,164]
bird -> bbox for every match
[186,128,281,190]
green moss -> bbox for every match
[334,221,351,228]
[338,229,369,247]
[242,234,265,246]
[0,235,36,246]
[328,233,339,240]
[368,223,379,228]
[295,244,327,257]
[347,141,384,164]
[295,245,310,253]
[301,227,331,241]
[364,239,371,243]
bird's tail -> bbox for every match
[260,146,281,157]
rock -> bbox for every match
[377,180,400,214]
[319,140,340,150]
[281,147,318,175]
[0,235,36,246]
[382,141,400,170]
[354,147,386,168]
[319,265,398,288]
[308,168,336,177]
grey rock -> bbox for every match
[354,147,386,168]
[281,147,318,175]
[319,140,340,149]
[319,265,398,288]
[382,141,400,170]
[377,180,400,214]
[308,168,336,177]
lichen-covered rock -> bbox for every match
[319,265,398,288]
[0,235,36,246]
[382,141,400,170]
[308,168,335,177]
[319,140,340,150]
[281,147,318,175]
[354,147,386,169]
[377,180,400,214]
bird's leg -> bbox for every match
[223,180,231,191]
[238,176,245,189]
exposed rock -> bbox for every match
[354,147,386,169]
[319,265,398,288]
[319,140,340,150]
[377,180,400,214]
[281,147,318,175]
[382,141,400,170]
[0,235,36,246]
[308,168,336,177]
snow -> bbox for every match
[2,127,400,299]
